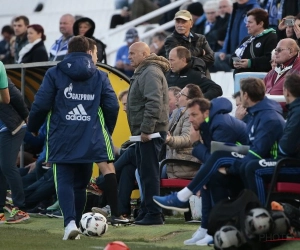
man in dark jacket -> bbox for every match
[13,15,29,63]
[164,10,215,69]
[27,36,121,240]
[166,46,222,100]
[241,73,300,205]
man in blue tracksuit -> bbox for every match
[242,73,300,205]
[153,78,285,242]
[28,36,120,240]
[182,97,248,246]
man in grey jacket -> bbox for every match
[127,42,169,225]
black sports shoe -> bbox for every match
[52,210,63,219]
[27,204,46,215]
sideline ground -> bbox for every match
[0,214,299,250]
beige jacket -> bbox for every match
[166,108,200,179]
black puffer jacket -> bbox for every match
[0,78,29,133]
[166,62,222,100]
[73,17,107,63]
[164,30,214,67]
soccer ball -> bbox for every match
[270,210,290,234]
[79,212,108,237]
[245,208,273,236]
[214,225,244,249]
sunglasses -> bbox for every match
[274,48,290,53]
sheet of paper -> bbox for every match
[129,132,161,142]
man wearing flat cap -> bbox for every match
[164,9,214,71]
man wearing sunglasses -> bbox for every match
[264,38,300,98]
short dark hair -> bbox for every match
[118,89,129,101]
[13,16,30,26]
[284,73,300,98]
[187,98,211,113]
[240,77,265,102]
[175,46,191,63]
[27,24,46,41]
[86,37,97,52]
[168,86,181,97]
[1,25,14,35]
[186,84,204,99]
[247,8,269,29]
[232,91,241,99]
[68,35,89,53]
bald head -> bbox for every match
[60,14,75,37]
[128,42,151,68]
[275,38,300,64]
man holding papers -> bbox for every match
[127,42,170,225]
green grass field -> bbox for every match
[0,214,300,250]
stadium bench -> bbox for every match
[265,158,300,208]
[159,158,201,221]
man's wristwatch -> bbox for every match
[192,140,202,147]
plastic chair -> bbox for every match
[234,72,268,93]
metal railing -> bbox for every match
[102,0,188,56]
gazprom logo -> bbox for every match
[64,83,94,100]
[259,159,277,167]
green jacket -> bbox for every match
[127,54,170,135]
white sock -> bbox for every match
[177,187,193,202]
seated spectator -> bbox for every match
[49,14,75,61]
[110,6,131,29]
[0,25,14,62]
[165,84,202,179]
[73,17,107,63]
[216,0,232,49]
[2,36,16,64]
[150,31,168,57]
[187,2,204,34]
[17,24,48,63]
[264,38,300,97]
[231,8,277,75]
[166,46,222,100]
[289,13,300,44]
[270,49,276,70]
[164,10,215,72]
[115,28,138,77]
[13,15,30,63]
[277,15,297,41]
[213,0,260,72]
